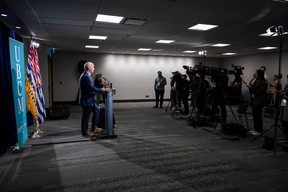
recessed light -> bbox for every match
[96,14,124,23]
[16,26,21,29]
[156,40,174,44]
[211,43,230,47]
[222,53,236,55]
[85,45,99,48]
[258,47,277,50]
[1,13,7,17]
[183,50,196,53]
[89,35,107,40]
[188,24,218,31]
[137,48,151,51]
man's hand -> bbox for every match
[102,88,111,92]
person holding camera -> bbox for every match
[249,69,268,136]
[210,71,229,126]
[181,74,190,115]
[153,71,167,108]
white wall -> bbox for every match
[38,48,288,104]
[52,52,221,102]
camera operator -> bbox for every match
[195,73,211,116]
[210,69,229,126]
[181,74,190,115]
[170,71,182,108]
[249,69,268,136]
[170,72,178,108]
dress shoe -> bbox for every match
[82,132,94,138]
[94,128,103,133]
[251,131,261,136]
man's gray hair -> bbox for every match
[84,62,92,71]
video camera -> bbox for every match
[183,64,210,77]
[228,64,244,75]
[183,64,228,79]
[228,64,244,83]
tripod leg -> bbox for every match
[251,125,275,142]
[245,113,250,131]
[165,100,171,112]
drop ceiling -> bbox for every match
[1,0,288,57]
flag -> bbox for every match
[26,41,46,128]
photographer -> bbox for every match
[195,73,211,116]
[249,69,268,136]
[170,71,178,108]
[210,69,229,126]
[181,74,190,115]
[170,71,182,108]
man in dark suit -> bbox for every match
[79,62,110,137]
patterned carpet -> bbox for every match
[0,102,288,192]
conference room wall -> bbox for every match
[52,51,221,102]
[222,50,288,102]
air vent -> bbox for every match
[272,0,288,3]
[123,18,147,26]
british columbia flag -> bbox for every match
[26,41,46,127]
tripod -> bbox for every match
[251,26,285,157]
[188,74,211,127]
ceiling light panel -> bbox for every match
[96,14,124,23]
[183,50,196,53]
[188,24,218,31]
[89,35,107,40]
[138,48,151,51]
[222,53,236,55]
[85,45,99,48]
[211,43,230,47]
[156,40,175,44]
[258,47,277,50]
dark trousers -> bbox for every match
[252,107,263,132]
[81,102,100,134]
[170,90,177,107]
[211,97,227,123]
[182,96,189,113]
[281,121,288,136]
[155,89,165,107]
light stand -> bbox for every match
[251,25,285,157]
[272,27,284,157]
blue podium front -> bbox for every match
[97,89,117,139]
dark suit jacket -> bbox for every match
[79,71,103,106]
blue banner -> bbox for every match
[9,38,28,149]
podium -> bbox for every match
[96,89,117,139]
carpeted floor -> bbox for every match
[0,102,288,192]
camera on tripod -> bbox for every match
[228,64,244,83]
[183,65,211,79]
